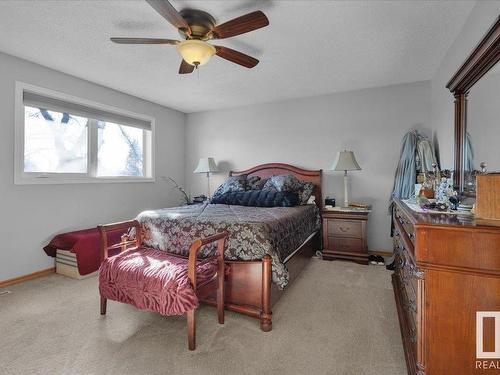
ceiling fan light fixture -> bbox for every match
[176,40,216,66]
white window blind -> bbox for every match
[23,92,151,130]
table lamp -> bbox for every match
[332,150,361,207]
[193,157,219,199]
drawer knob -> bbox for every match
[339,227,350,232]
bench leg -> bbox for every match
[100,296,107,315]
[187,309,195,350]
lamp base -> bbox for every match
[206,172,211,200]
[343,171,349,207]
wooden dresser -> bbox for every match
[392,199,500,375]
[322,210,369,264]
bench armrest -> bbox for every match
[187,231,229,290]
[97,220,142,261]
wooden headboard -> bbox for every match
[230,163,322,208]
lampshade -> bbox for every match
[332,150,362,171]
[193,157,219,174]
[177,40,216,67]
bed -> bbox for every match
[137,163,322,331]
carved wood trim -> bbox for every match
[417,262,500,277]
[453,93,467,190]
[446,16,500,93]
[446,16,500,193]
[417,277,426,374]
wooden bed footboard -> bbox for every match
[198,232,317,331]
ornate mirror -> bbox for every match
[446,16,500,195]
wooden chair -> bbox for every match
[98,220,228,350]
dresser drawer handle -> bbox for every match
[339,227,350,232]
[397,214,411,226]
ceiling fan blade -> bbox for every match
[179,60,195,74]
[212,11,269,39]
[146,0,191,34]
[215,46,259,68]
[110,37,179,45]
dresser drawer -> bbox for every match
[326,236,363,253]
[327,219,362,238]
[394,206,416,245]
[394,274,418,355]
[393,236,419,328]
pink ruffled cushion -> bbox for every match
[99,247,217,316]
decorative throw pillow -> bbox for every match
[263,174,303,193]
[211,189,300,207]
[262,179,277,191]
[212,175,247,198]
[246,176,268,190]
[299,181,315,205]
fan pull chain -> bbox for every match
[193,61,200,81]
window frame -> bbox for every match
[14,82,155,185]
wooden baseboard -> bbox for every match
[368,250,393,257]
[0,267,55,288]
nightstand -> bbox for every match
[321,209,369,265]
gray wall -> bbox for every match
[0,52,186,281]
[468,69,500,171]
[185,81,431,252]
[430,1,500,169]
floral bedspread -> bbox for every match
[136,203,321,288]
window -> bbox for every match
[15,83,154,184]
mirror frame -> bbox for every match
[446,16,500,194]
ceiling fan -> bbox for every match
[110,0,269,74]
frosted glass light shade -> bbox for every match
[177,40,216,66]
[193,157,218,174]
[332,151,362,171]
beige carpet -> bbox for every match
[0,259,406,375]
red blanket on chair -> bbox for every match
[43,228,123,275]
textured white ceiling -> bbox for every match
[0,0,475,113]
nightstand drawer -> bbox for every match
[321,210,369,264]
[327,220,362,238]
[326,236,363,252]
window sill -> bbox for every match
[14,176,156,185]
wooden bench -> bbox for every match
[98,220,228,350]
